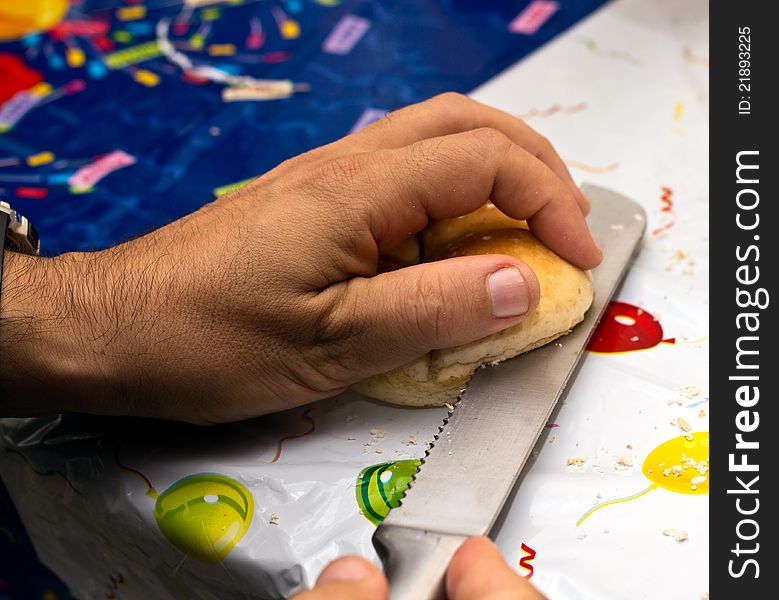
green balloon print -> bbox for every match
[356,460,421,526]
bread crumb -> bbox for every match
[663,528,688,541]
[345,415,355,423]
[364,428,385,447]
[663,465,683,478]
[614,454,634,470]
[576,530,587,540]
[626,444,633,450]
[681,453,709,475]
[402,435,417,446]
[567,456,587,467]
[445,403,455,412]
[610,224,624,231]
[630,335,639,342]
[679,385,702,398]
[270,513,279,525]
[548,436,556,444]
[671,417,692,432]
[375,448,383,454]
[698,409,707,418]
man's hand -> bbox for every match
[0,93,600,422]
[292,536,545,600]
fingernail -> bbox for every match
[488,266,530,318]
[317,558,372,584]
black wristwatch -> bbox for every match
[0,200,41,308]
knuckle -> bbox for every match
[319,153,366,186]
[472,126,510,146]
[402,138,443,173]
[533,134,555,158]
[411,272,450,343]
[432,91,472,111]
[464,127,512,162]
[301,288,366,385]
[429,92,476,130]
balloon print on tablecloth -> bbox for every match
[587,301,676,353]
[577,432,708,527]
[0,0,69,42]
[116,447,253,563]
[0,54,45,104]
[356,460,421,526]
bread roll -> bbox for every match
[353,203,593,407]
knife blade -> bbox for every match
[373,184,647,600]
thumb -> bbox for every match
[447,537,546,600]
[290,556,388,600]
[336,254,540,374]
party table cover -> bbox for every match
[0,0,709,598]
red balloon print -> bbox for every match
[587,301,675,353]
[0,53,44,104]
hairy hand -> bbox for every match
[0,93,600,422]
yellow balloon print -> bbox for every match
[577,432,708,527]
[642,431,709,494]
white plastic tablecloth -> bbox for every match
[0,0,709,598]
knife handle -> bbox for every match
[373,525,468,600]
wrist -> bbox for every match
[0,251,118,415]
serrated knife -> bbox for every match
[373,184,647,600]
